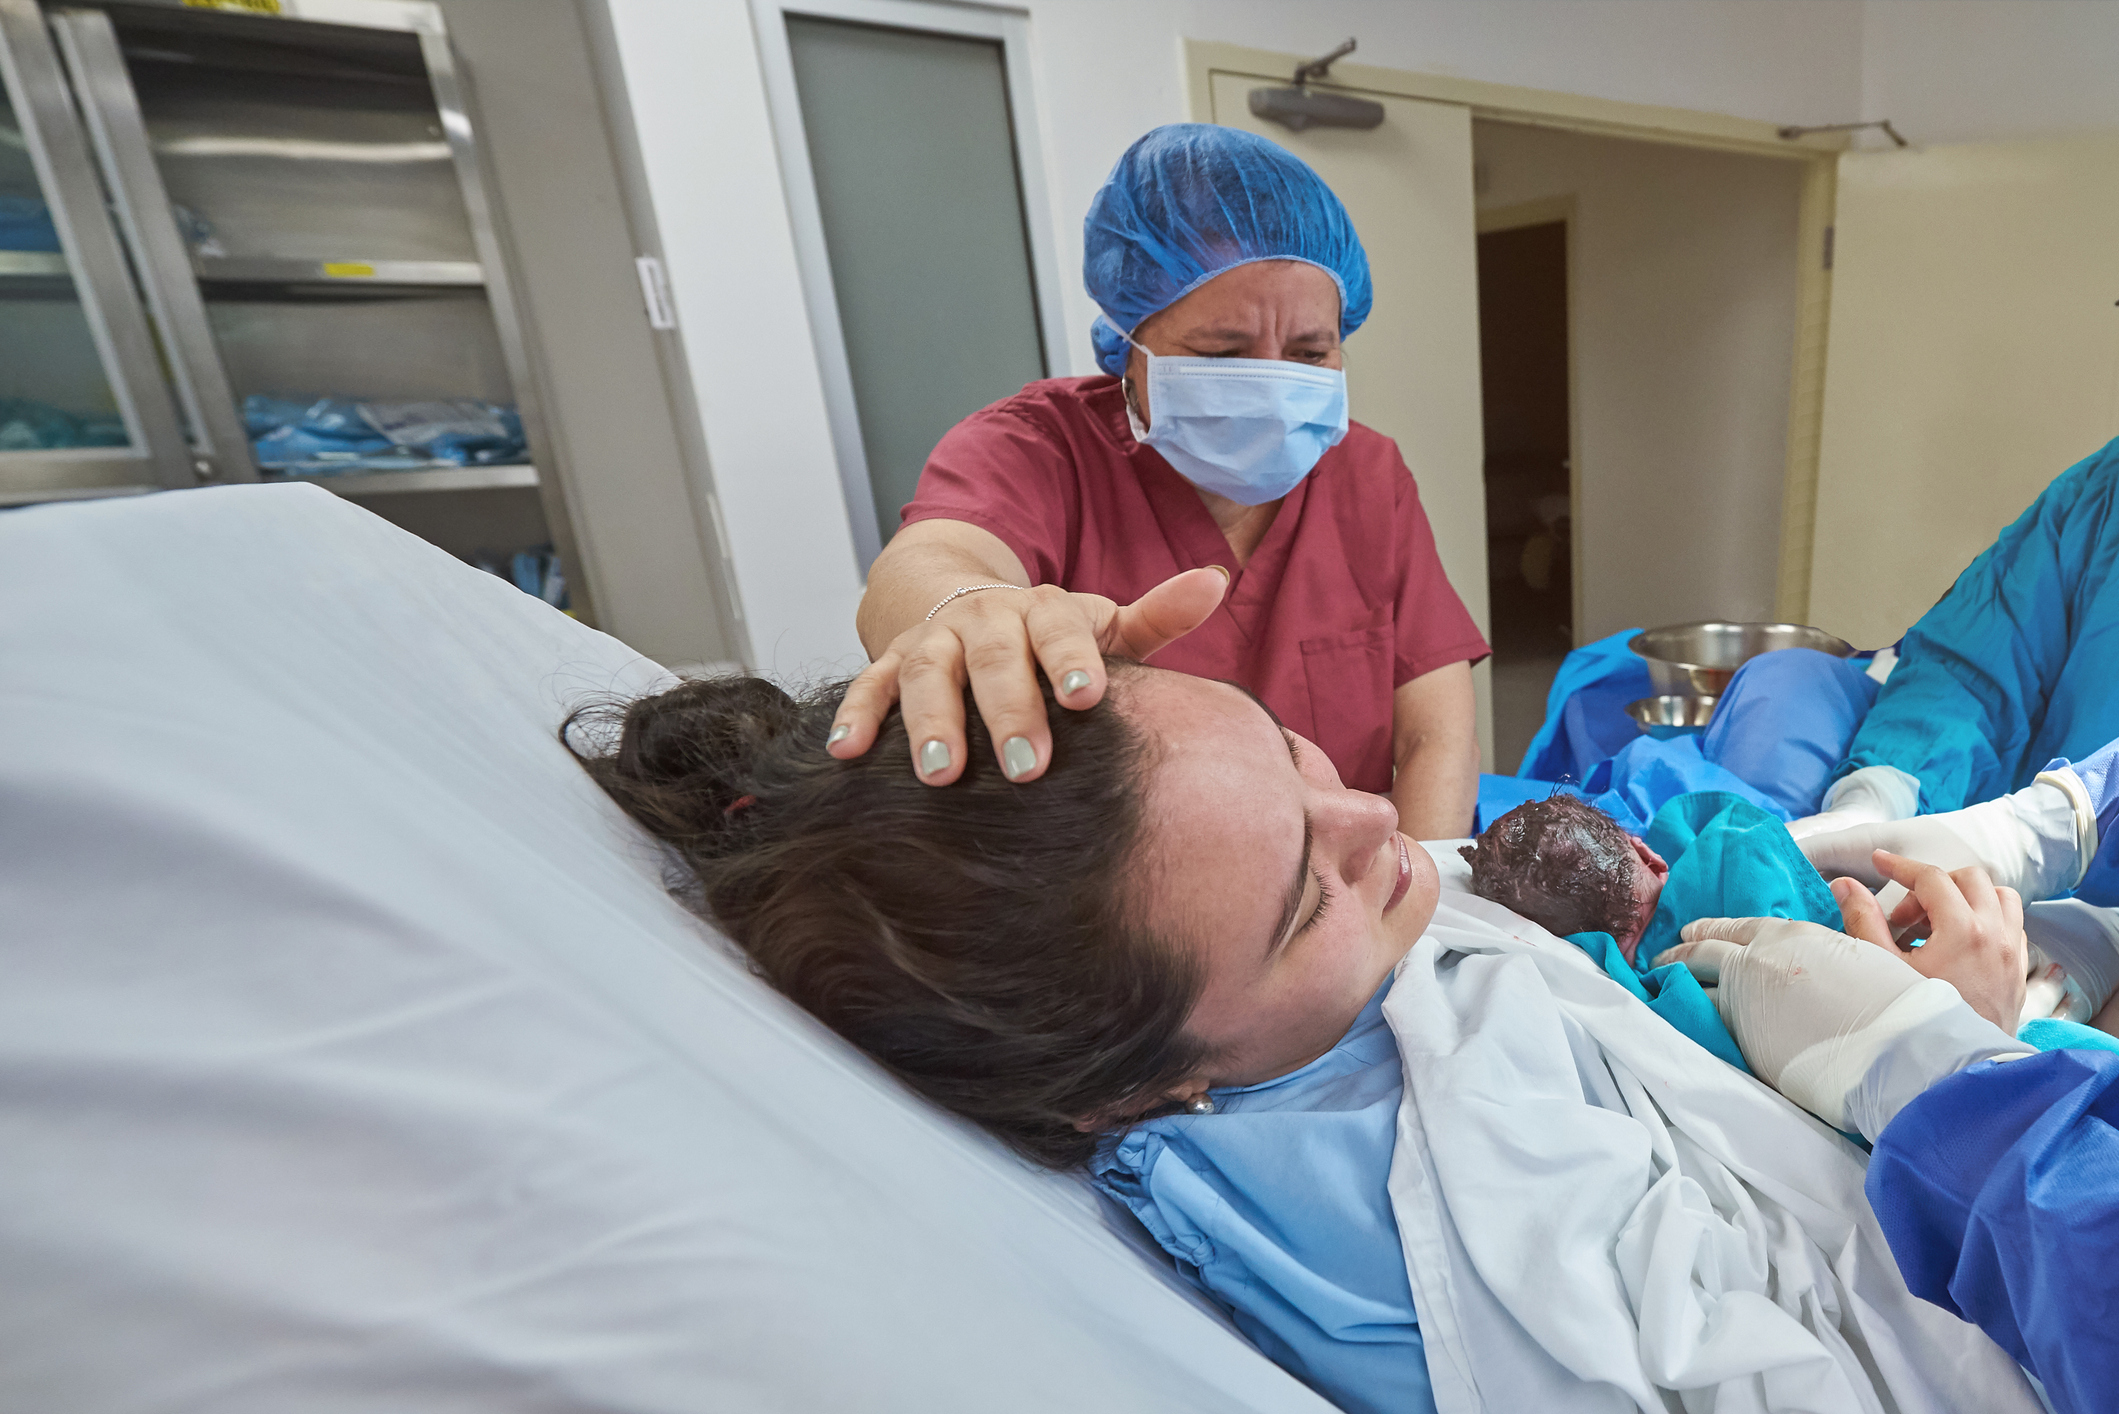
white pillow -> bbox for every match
[0,485,1330,1414]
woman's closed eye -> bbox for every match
[1301,870,1335,935]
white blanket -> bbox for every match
[1390,853,2038,1413]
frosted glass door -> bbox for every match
[784,15,1046,550]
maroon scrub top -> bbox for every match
[902,376,1489,794]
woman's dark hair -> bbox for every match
[1458,793,1640,940]
[564,663,1207,1169]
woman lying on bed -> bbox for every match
[569,662,2038,1414]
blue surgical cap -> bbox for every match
[1082,123,1373,377]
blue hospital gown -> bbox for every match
[1091,795,1799,1414]
[1091,985,1425,1414]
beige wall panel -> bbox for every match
[1206,73,1493,768]
[1809,135,2119,649]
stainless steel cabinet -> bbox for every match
[0,0,189,502]
[0,0,566,589]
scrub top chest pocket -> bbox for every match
[1301,611,1396,793]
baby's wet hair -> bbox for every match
[1459,793,1642,941]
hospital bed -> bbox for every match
[0,485,1336,1413]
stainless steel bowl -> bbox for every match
[1628,621,1854,697]
[1626,694,1719,740]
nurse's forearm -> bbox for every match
[1390,663,1479,839]
[856,519,1033,658]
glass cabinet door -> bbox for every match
[52,0,545,499]
[0,0,188,504]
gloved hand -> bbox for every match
[1785,764,1922,842]
[1658,917,2025,1136]
[1796,769,2099,901]
[1656,852,2033,1139]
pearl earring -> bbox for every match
[1185,1095,1215,1116]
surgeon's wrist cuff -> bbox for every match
[1846,986,2034,1142]
[1820,765,1922,824]
[2032,767,2099,892]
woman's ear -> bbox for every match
[1068,1076,1212,1133]
[1163,1081,1212,1110]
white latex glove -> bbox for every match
[2025,897,2119,1016]
[1659,918,2031,1139]
[1797,769,2099,901]
[1785,764,1922,842]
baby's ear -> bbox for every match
[1628,834,1670,879]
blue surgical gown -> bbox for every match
[1836,437,2119,812]
[1869,1049,2119,1414]
[2055,733,2119,908]
[1856,726,2119,1414]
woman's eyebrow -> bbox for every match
[1228,680,1287,730]
[1225,683,1313,953]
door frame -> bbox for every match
[1475,195,1580,643]
[1184,41,1843,623]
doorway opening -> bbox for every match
[1471,119,1807,773]
[1477,217,1573,771]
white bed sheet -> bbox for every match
[1408,844,2037,1413]
[0,485,1331,1414]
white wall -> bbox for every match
[1020,1,1862,393]
[1859,0,2119,148]
[598,0,2108,669]
[1474,122,1804,639]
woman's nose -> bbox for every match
[1320,787,1399,885]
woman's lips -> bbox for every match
[1384,834,1412,913]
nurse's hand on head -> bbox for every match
[831,517,1227,786]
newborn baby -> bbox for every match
[1461,793,1671,963]
[1463,792,2119,1042]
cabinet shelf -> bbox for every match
[192,256,485,287]
[268,462,537,496]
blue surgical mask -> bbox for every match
[1123,346,1349,505]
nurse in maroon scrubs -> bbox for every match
[830,123,1488,838]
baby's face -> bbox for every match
[1613,837,1671,956]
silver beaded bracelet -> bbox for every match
[925,583,1027,621]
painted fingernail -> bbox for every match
[1061,670,1092,697]
[919,739,951,777]
[1003,736,1036,780]
[827,724,851,748]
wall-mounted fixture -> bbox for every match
[1248,38,1385,133]
[1778,119,1911,148]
